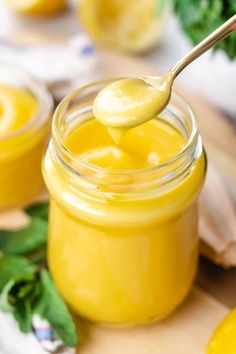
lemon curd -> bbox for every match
[0,65,53,210]
[0,86,37,135]
[93,76,172,142]
[43,80,206,324]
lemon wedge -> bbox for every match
[207,309,236,354]
[5,0,67,16]
[79,0,166,53]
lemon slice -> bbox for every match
[5,0,67,16]
[207,309,236,354]
[79,0,166,53]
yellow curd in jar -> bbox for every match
[43,81,206,324]
[0,70,52,210]
[0,86,38,135]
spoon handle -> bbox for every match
[170,14,236,78]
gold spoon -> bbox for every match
[169,14,236,80]
[93,14,236,142]
[143,13,236,111]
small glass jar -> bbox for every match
[43,79,207,325]
[0,64,53,210]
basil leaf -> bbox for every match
[0,278,16,312]
[24,202,49,221]
[174,0,236,59]
[0,273,39,333]
[36,270,78,347]
[14,300,32,333]
[0,217,48,256]
[0,256,36,291]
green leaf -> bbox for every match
[0,273,39,333]
[0,256,36,291]
[36,270,78,347]
[0,217,48,256]
[13,300,32,333]
[0,278,16,312]
[24,202,49,221]
[0,201,78,346]
[173,0,236,59]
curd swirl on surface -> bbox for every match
[65,119,185,170]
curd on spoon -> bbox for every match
[93,74,173,143]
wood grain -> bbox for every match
[76,288,227,354]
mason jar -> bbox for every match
[0,64,53,210]
[43,79,207,324]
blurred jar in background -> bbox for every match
[79,0,167,54]
[0,64,53,210]
[4,0,67,16]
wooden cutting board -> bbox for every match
[76,288,227,354]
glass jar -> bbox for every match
[79,0,167,53]
[0,64,53,210]
[43,79,207,324]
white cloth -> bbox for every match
[0,34,101,100]
[0,313,46,354]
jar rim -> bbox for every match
[0,62,53,142]
[53,77,199,176]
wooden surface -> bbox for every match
[76,288,227,354]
